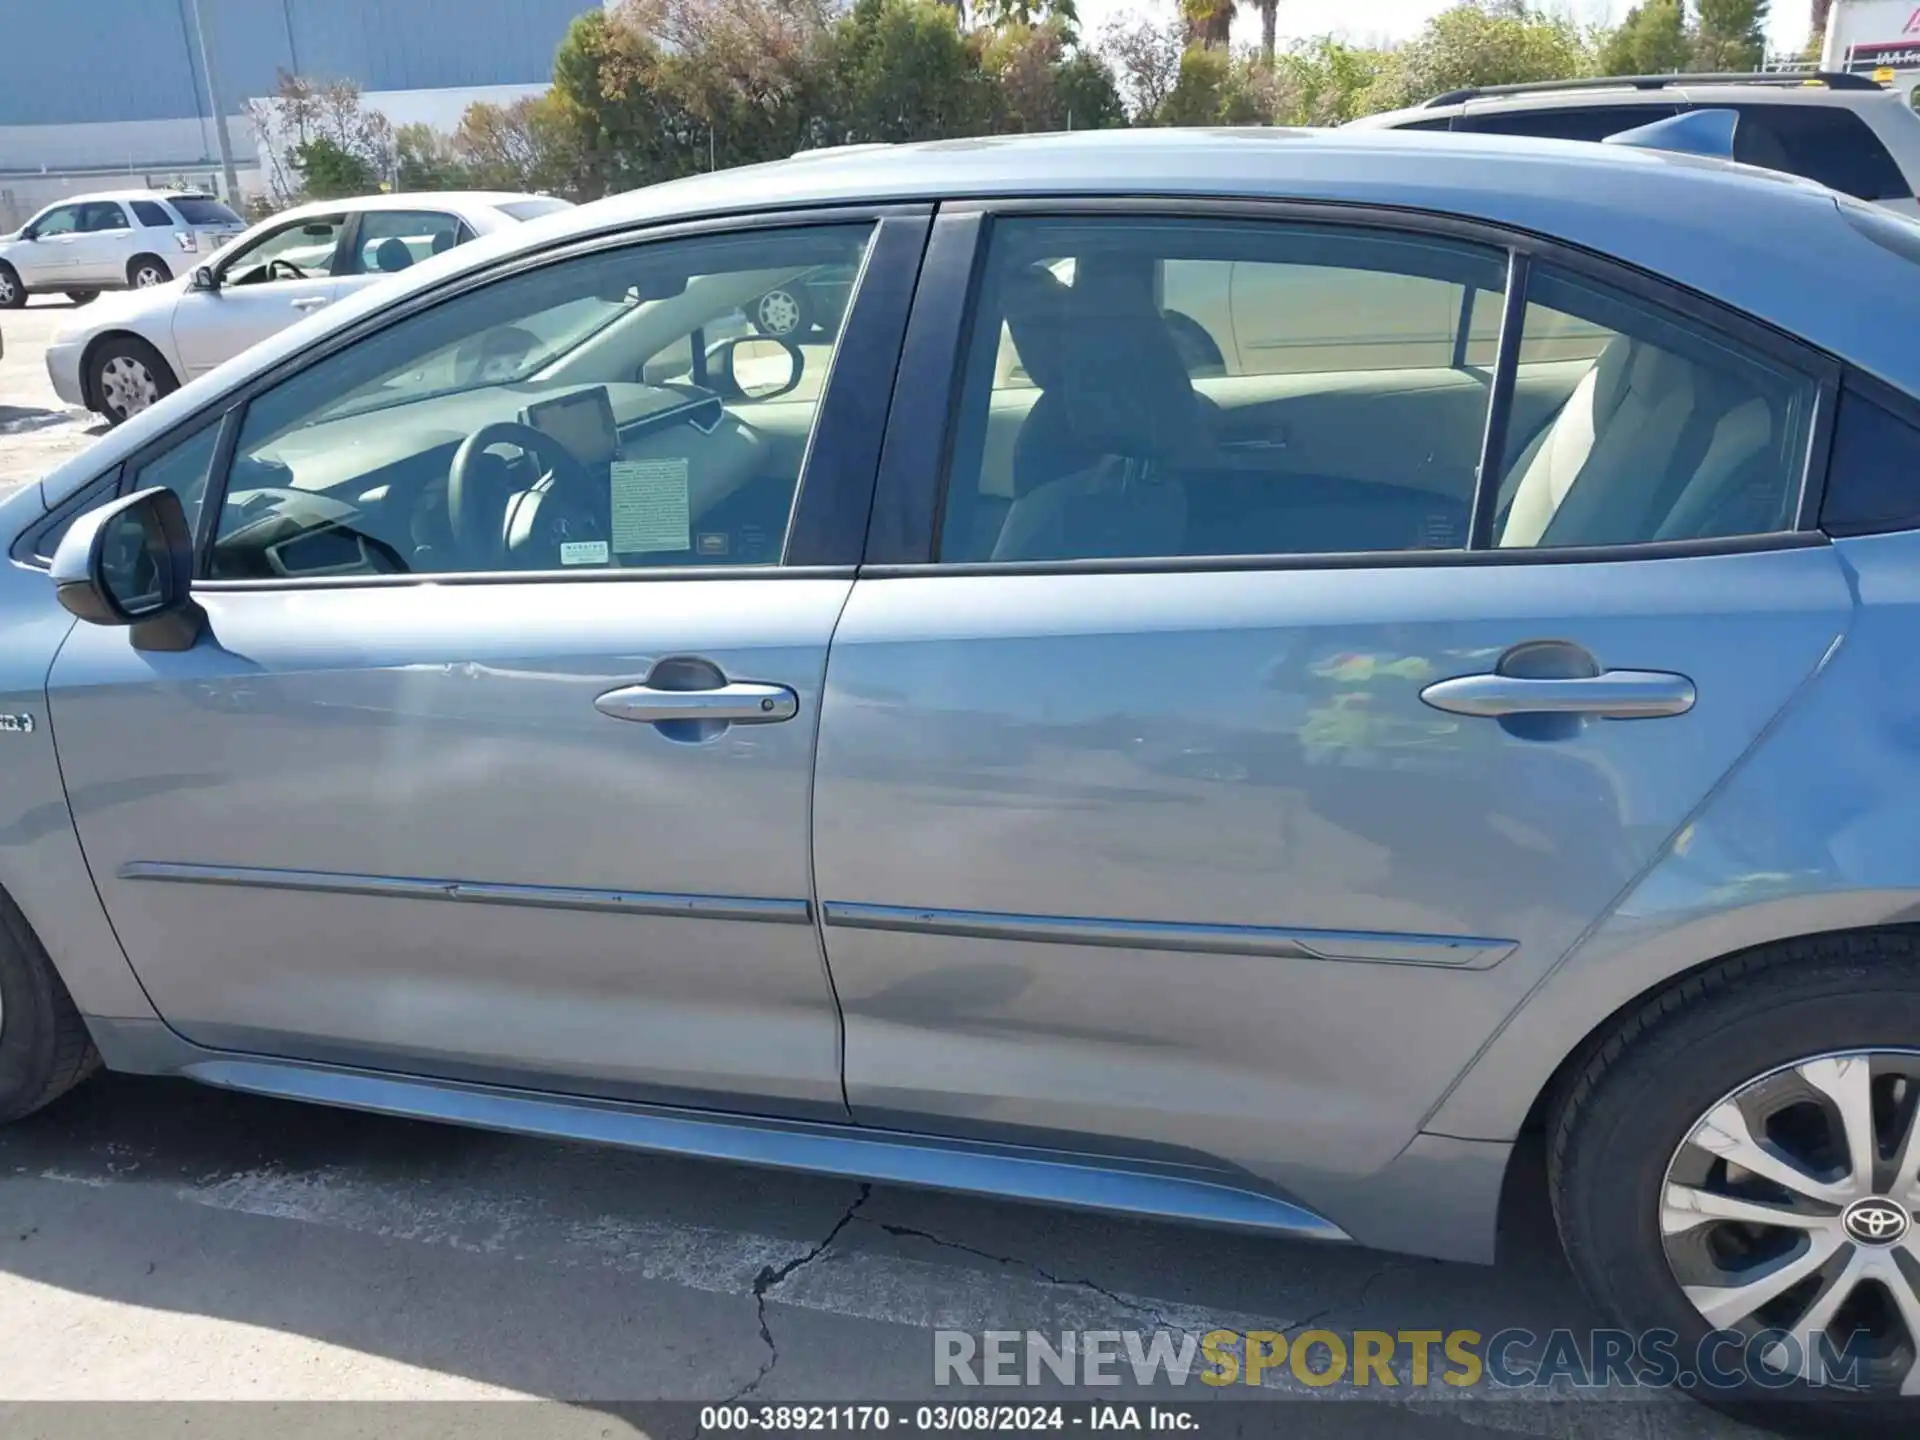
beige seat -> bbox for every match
[1497,334,1785,547]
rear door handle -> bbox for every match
[289,295,329,310]
[1419,670,1696,719]
[594,681,798,725]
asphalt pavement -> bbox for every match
[0,304,1777,1437]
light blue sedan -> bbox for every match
[10,117,1920,1414]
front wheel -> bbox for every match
[0,886,98,1123]
[88,335,177,425]
[0,263,24,309]
[1553,932,1920,1413]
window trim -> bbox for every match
[867,193,1841,574]
[181,202,932,588]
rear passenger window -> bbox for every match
[1491,266,1817,549]
[351,211,463,275]
[938,220,1821,566]
[130,200,172,228]
[1457,104,1677,141]
[940,217,1506,562]
[1729,106,1909,201]
[1820,386,1920,536]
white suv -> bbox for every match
[1352,71,1920,217]
[0,189,246,308]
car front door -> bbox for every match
[811,208,1852,1215]
[15,204,82,286]
[47,210,924,1116]
[172,213,348,378]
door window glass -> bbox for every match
[80,202,128,232]
[210,223,874,580]
[349,211,464,275]
[130,200,172,228]
[1728,105,1909,201]
[1491,265,1817,548]
[219,216,346,286]
[30,206,81,238]
[941,216,1506,562]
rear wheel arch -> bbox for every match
[1488,922,1920,1243]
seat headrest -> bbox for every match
[430,230,456,255]
[373,237,414,273]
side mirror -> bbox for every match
[190,265,219,292]
[50,488,204,652]
[705,335,803,402]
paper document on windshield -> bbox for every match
[611,458,691,554]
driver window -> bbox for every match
[220,215,346,286]
[31,206,81,238]
[208,222,874,581]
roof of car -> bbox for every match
[45,127,1920,508]
[48,189,220,205]
[272,191,557,223]
[1358,81,1909,126]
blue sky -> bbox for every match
[1078,0,1816,61]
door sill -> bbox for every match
[160,1050,1348,1243]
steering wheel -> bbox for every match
[266,259,308,281]
[447,420,592,563]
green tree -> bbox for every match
[454,96,593,195]
[1054,48,1128,126]
[982,20,1124,128]
[1256,0,1279,68]
[1598,0,1691,74]
[1182,0,1236,50]
[823,0,1001,143]
[976,0,1078,33]
[291,136,378,199]
[1693,0,1767,70]
[1095,13,1184,121]
[394,123,471,191]
[1270,37,1386,123]
[1365,0,1595,111]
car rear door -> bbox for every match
[47,208,925,1116]
[810,205,1851,1215]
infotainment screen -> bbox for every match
[524,387,619,468]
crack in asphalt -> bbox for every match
[871,1220,1203,1335]
[713,1183,874,1414]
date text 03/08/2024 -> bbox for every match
[698,1406,1193,1432]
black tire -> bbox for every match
[0,263,24,310]
[1552,931,1920,1419]
[126,254,171,290]
[87,334,177,425]
[0,886,98,1124]
[65,290,98,306]
[752,284,811,339]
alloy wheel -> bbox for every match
[98,354,160,419]
[0,272,16,305]
[756,288,802,336]
[1662,1050,1920,1391]
[133,264,166,288]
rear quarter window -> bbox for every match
[130,200,171,227]
[1728,105,1909,202]
[168,196,244,226]
[1821,383,1920,536]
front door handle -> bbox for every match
[1419,670,1696,719]
[289,295,329,310]
[594,681,798,725]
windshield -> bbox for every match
[170,196,243,226]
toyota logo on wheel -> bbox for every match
[1843,1197,1912,1245]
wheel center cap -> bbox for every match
[1842,1196,1911,1245]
